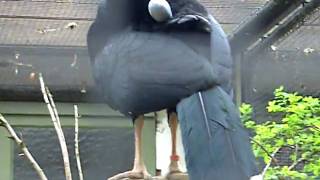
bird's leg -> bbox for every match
[132,115,150,176]
[108,115,151,180]
[168,112,182,174]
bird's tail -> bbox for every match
[177,86,259,180]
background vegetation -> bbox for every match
[241,87,320,179]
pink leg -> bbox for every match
[168,112,182,173]
[108,115,151,180]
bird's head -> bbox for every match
[147,0,211,32]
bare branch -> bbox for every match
[261,147,281,177]
[0,114,48,180]
[288,157,305,171]
[74,105,84,180]
[39,73,73,180]
[250,137,279,165]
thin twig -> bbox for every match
[74,105,84,180]
[0,60,34,68]
[261,147,281,177]
[39,73,73,180]
[288,157,305,171]
[250,137,279,165]
[46,87,62,128]
[0,114,48,180]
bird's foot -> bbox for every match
[108,169,152,180]
[166,156,188,180]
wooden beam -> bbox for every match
[142,117,156,175]
[0,127,13,180]
[0,102,154,128]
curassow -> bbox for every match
[87,0,258,179]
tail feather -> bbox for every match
[177,86,259,180]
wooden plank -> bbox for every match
[142,116,156,176]
[0,101,155,128]
[0,127,13,180]
[3,115,132,128]
[0,1,97,20]
[0,102,154,117]
[233,54,242,106]
[0,102,119,116]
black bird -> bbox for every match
[87,0,257,179]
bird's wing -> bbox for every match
[209,15,234,95]
[93,31,218,115]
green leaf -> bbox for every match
[240,86,320,179]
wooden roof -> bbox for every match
[0,0,267,47]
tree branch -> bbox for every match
[39,73,72,180]
[250,137,279,165]
[261,147,281,177]
[74,105,84,180]
[0,114,48,180]
[288,157,305,171]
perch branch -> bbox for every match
[74,105,84,180]
[261,147,280,177]
[0,114,48,180]
[39,73,73,180]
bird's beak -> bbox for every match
[148,0,173,22]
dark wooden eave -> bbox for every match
[246,0,320,56]
[228,0,303,55]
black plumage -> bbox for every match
[87,0,258,179]
[177,87,259,179]
[87,0,231,118]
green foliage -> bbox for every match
[240,86,320,179]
